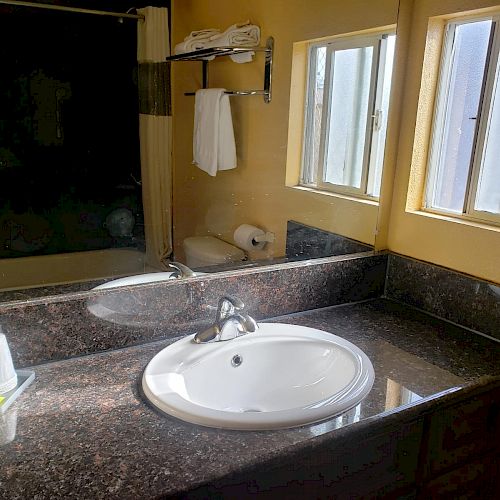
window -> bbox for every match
[300,32,396,199]
[425,16,500,224]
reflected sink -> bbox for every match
[142,323,374,430]
[92,272,177,290]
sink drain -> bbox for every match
[231,354,243,367]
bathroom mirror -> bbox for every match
[0,0,399,300]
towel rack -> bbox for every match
[166,37,274,104]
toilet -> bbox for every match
[183,236,246,268]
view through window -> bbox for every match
[425,17,500,224]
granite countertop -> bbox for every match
[0,299,498,499]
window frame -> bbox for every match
[300,31,395,201]
[424,15,500,226]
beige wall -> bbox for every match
[383,0,500,283]
[0,249,148,290]
[171,0,399,261]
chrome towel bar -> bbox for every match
[167,37,274,104]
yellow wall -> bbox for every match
[383,0,500,283]
[171,0,399,261]
[0,249,148,291]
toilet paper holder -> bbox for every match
[253,231,275,244]
[233,224,275,251]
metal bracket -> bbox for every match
[169,37,274,103]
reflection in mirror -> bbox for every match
[0,3,146,297]
[86,281,192,327]
[0,0,400,301]
[0,409,17,447]
[385,379,422,410]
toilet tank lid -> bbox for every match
[183,236,245,261]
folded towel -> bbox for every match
[193,89,237,177]
[174,28,221,54]
[230,52,255,64]
[186,29,220,41]
[175,23,260,63]
[206,22,260,63]
[206,22,260,47]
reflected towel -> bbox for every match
[206,22,260,63]
[174,28,221,54]
[193,89,237,177]
[206,22,260,46]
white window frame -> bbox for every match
[300,32,395,200]
[424,15,500,226]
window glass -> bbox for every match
[324,46,374,189]
[300,32,395,200]
[302,46,326,184]
[367,35,395,198]
[428,20,492,214]
[475,50,500,214]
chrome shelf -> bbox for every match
[167,37,274,104]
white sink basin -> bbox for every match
[142,323,374,430]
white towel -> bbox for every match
[206,22,260,63]
[206,22,260,46]
[193,89,237,177]
[175,23,260,63]
[174,28,221,54]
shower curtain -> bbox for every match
[137,7,172,270]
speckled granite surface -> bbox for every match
[0,253,386,367]
[286,221,372,259]
[0,299,498,499]
[386,254,500,340]
[0,279,107,304]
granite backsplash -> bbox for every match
[286,221,373,260]
[1,250,498,369]
[0,253,387,367]
[386,254,500,341]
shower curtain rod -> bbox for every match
[0,0,145,20]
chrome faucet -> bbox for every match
[193,295,258,344]
[166,261,197,279]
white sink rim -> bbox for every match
[142,323,375,430]
[92,272,177,290]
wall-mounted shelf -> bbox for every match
[167,37,274,103]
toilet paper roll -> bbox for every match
[233,224,266,251]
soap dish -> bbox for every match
[0,370,35,414]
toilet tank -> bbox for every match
[183,236,246,268]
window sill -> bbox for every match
[288,185,379,207]
[406,209,500,233]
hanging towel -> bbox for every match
[174,28,221,54]
[193,89,237,177]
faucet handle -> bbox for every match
[238,314,258,333]
[216,295,245,321]
[194,296,257,343]
[167,261,196,278]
